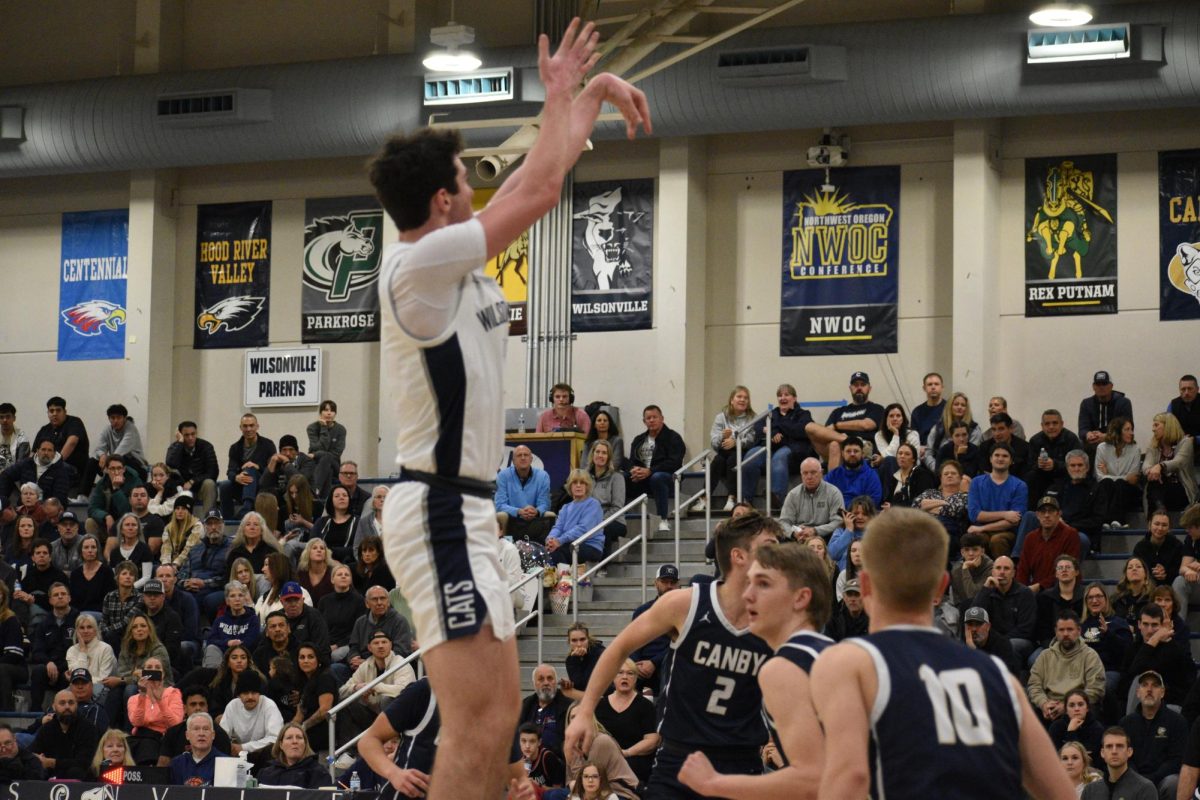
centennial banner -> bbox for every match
[1024,154,1118,317]
[780,166,900,356]
[58,209,129,361]
[301,195,383,342]
[1159,149,1200,321]
[570,178,653,332]
[194,201,271,349]
[474,187,528,336]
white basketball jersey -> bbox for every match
[379,218,508,482]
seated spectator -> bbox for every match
[520,722,566,790]
[825,436,882,509]
[583,409,625,473]
[1133,509,1185,587]
[811,372,885,460]
[203,644,263,719]
[1027,409,1084,508]
[586,440,626,551]
[156,564,200,669]
[1118,670,1187,799]
[879,442,934,509]
[253,611,299,673]
[910,372,946,449]
[106,613,173,729]
[971,556,1037,664]
[627,565,678,695]
[949,533,993,610]
[89,728,134,779]
[66,666,111,732]
[31,689,100,780]
[30,582,79,708]
[1082,727,1155,800]
[262,434,310,505]
[0,723,45,780]
[297,538,337,605]
[539,383,592,434]
[1037,450,1103,552]
[592,659,658,785]
[0,403,30,473]
[935,421,984,479]
[1094,417,1142,527]
[266,655,303,722]
[872,403,921,469]
[204,580,260,668]
[966,444,1029,558]
[567,762,622,800]
[69,534,115,616]
[169,712,225,786]
[256,723,326,789]
[0,439,76,513]
[156,686,234,768]
[160,494,203,571]
[1080,583,1133,700]
[324,460,370,519]
[226,511,282,580]
[1118,604,1195,710]
[86,453,143,539]
[336,629,416,749]
[980,412,1033,485]
[4,514,38,570]
[127,655,184,738]
[824,578,869,641]
[559,704,640,799]
[106,512,153,570]
[1061,742,1105,795]
[777,457,842,542]
[51,510,85,573]
[301,400,345,500]
[310,485,359,564]
[1027,610,1105,724]
[916,460,971,551]
[626,405,686,532]
[561,622,606,701]
[1111,557,1155,626]
[255,491,284,542]
[100,560,142,648]
[256,553,311,623]
[1015,497,1083,594]
[546,470,604,567]
[1149,585,1192,658]
[293,645,336,752]
[496,445,556,542]
[219,669,283,766]
[748,384,816,507]
[1143,412,1197,512]
[836,539,865,602]
[520,664,573,756]
[349,586,414,664]
[140,577,186,673]
[66,614,116,703]
[828,496,877,569]
[1049,691,1104,762]
[145,462,184,519]
[962,607,1020,675]
[280,582,331,662]
[84,405,146,489]
[165,421,220,518]
[128,486,164,555]
[219,414,276,520]
[1035,555,1086,648]
[700,385,762,510]
[806,536,839,598]
[282,474,317,542]
[183,510,231,612]
[352,485,385,551]
[319,564,363,662]
[3,482,46,533]
[1078,371,1133,454]
[925,393,983,468]
[1174,504,1200,605]
[0,583,26,711]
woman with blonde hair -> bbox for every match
[160,493,203,569]
[0,583,27,711]
[1143,412,1197,512]
[106,613,171,729]
[297,538,338,605]
[67,613,117,700]
[257,723,326,788]
[1059,741,1102,796]
[105,512,153,569]
[254,492,282,537]
[546,469,604,566]
[703,385,761,512]
[588,439,627,550]
[89,729,135,778]
[924,392,982,470]
[593,657,659,784]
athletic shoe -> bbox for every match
[723,497,736,512]
[657,519,670,533]
[692,497,707,512]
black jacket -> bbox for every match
[165,438,220,484]
[30,715,100,779]
[225,436,277,482]
[519,691,573,754]
[30,609,79,669]
[34,416,90,477]
[1119,636,1196,706]
[971,583,1037,641]
[0,747,46,780]
[1078,390,1133,440]
[0,456,76,506]
[257,754,327,789]
[755,405,815,457]
[317,588,364,646]
[1048,477,1105,535]
[1025,429,1084,486]
[879,464,936,508]
[284,605,330,652]
[1118,706,1187,785]
[975,629,1021,676]
[824,604,870,642]
[626,425,687,476]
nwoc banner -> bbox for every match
[58,209,129,361]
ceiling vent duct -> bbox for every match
[1027,22,1135,63]
[155,88,273,127]
[716,45,847,87]
[424,67,545,107]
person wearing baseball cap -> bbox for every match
[1117,668,1188,797]
[825,578,869,642]
[1079,370,1133,451]
[279,580,332,663]
[627,565,681,693]
[51,510,83,573]
[182,511,232,611]
[64,667,109,733]
[1014,497,1082,594]
[336,629,418,752]
[810,372,886,464]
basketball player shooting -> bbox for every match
[367,19,650,800]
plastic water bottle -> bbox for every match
[518,413,526,434]
[12,580,20,595]
[1039,447,1049,463]
[349,771,361,792]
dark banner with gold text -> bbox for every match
[194,201,271,349]
[1159,149,1200,321]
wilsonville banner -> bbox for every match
[780,166,899,356]
[194,201,271,349]
[301,196,383,342]
[570,178,653,332]
[58,209,129,361]
[474,187,528,336]
[1159,149,1200,321]
[1024,154,1118,317]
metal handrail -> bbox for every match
[570,495,649,620]
[734,408,773,517]
[674,450,714,565]
[326,569,545,779]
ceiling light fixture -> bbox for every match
[423,1,481,73]
[1029,4,1094,27]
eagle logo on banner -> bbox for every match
[197,296,266,333]
[61,300,127,336]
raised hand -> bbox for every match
[539,18,602,97]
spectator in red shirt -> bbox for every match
[1016,496,1082,593]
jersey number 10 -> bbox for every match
[918,665,994,746]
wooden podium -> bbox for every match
[504,431,587,488]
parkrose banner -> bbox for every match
[474,187,528,336]
[194,201,271,349]
[301,196,383,342]
[571,178,653,332]
[780,166,899,356]
[58,209,129,361]
[1024,154,1118,317]
[1159,149,1200,321]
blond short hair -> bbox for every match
[861,508,948,613]
[565,468,594,493]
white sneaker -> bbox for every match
[692,497,707,512]
[723,497,736,512]
[657,519,670,533]
[71,494,89,504]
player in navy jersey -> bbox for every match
[811,507,1074,800]
[565,513,780,799]
[366,18,649,800]
[679,541,834,799]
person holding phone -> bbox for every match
[127,656,183,736]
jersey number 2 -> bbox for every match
[706,676,735,716]
[917,665,994,746]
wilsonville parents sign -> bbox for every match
[243,347,322,407]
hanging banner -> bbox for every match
[780,166,900,356]
[58,209,129,361]
[474,187,528,336]
[1024,154,1118,317]
[301,196,383,342]
[1159,149,1200,321]
[194,200,271,349]
[570,178,653,332]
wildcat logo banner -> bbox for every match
[302,196,383,342]
[194,201,271,349]
[1159,149,1200,321]
[571,178,653,332]
[1024,154,1118,317]
[474,187,528,336]
[780,166,899,356]
[58,209,129,361]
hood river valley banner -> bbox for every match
[58,209,129,361]
[194,200,271,349]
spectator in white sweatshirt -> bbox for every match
[218,670,283,767]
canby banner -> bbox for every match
[301,195,383,342]
[570,178,653,332]
[1159,148,1200,321]
[58,209,129,361]
[194,201,271,349]
[474,187,528,336]
[1024,154,1118,317]
[780,166,900,356]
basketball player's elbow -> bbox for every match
[820,764,869,799]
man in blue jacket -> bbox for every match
[495,445,555,543]
[170,712,227,786]
[825,436,882,508]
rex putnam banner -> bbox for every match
[1159,149,1200,321]
[194,201,271,349]
[780,166,899,356]
[302,196,382,342]
[1024,154,1118,317]
[58,209,129,361]
[571,178,653,332]
[474,187,527,336]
